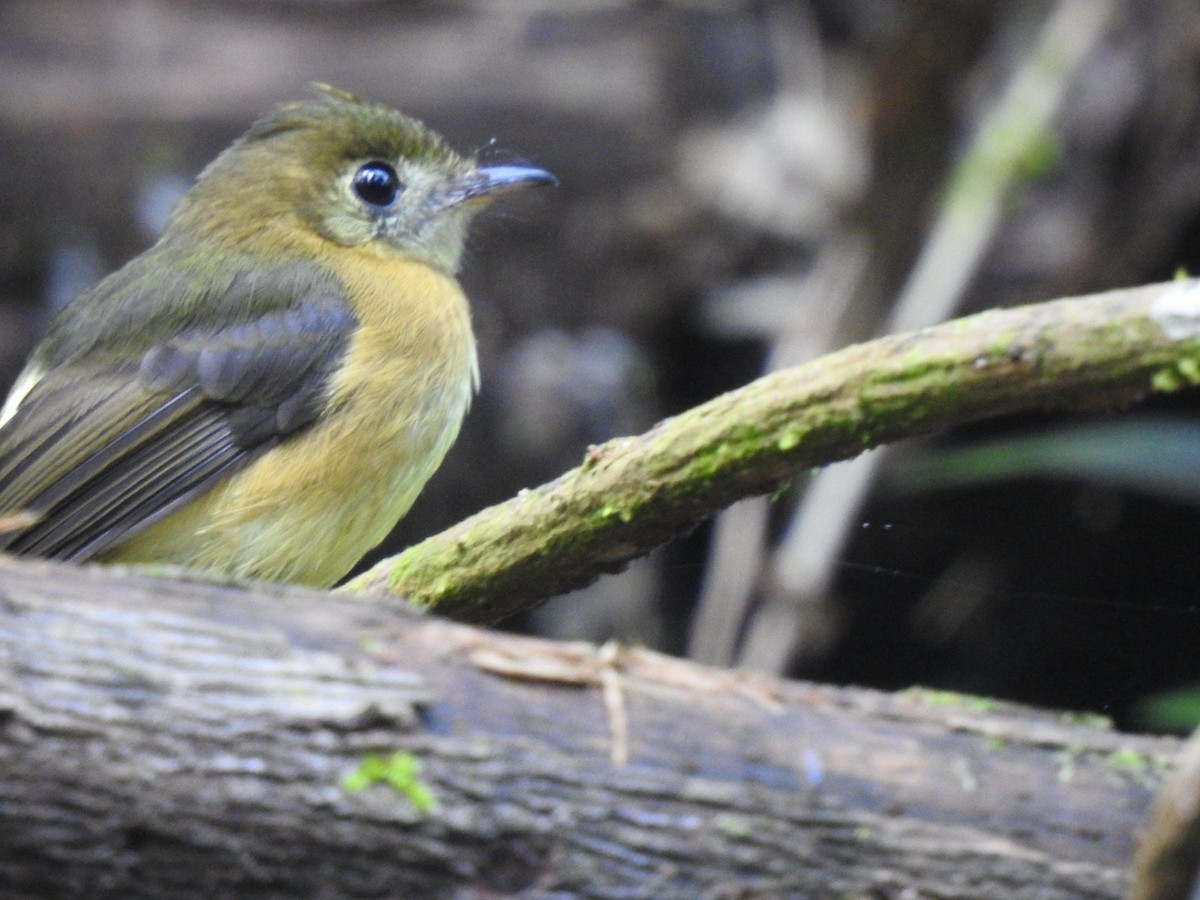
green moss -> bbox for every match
[343,751,438,812]
[1104,747,1159,775]
[777,428,803,452]
[687,428,759,481]
[987,331,1024,359]
[597,503,635,524]
[1152,369,1183,392]
[907,688,997,713]
[1151,355,1200,393]
[1059,710,1112,730]
[1179,357,1200,383]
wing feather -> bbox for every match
[0,301,355,560]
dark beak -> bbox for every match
[439,164,557,208]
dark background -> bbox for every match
[2,0,1199,730]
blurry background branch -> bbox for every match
[731,0,1117,675]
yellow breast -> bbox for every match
[108,253,478,587]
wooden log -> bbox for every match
[0,555,1175,898]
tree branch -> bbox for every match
[345,279,1200,622]
[1131,725,1200,900]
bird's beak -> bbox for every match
[436,164,557,209]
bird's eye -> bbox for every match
[352,161,403,207]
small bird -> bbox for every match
[0,86,554,587]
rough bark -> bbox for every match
[1132,726,1200,900]
[347,279,1200,622]
[0,555,1177,898]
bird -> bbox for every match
[0,85,554,587]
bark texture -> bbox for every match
[0,556,1177,898]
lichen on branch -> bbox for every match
[343,279,1200,623]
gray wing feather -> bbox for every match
[0,301,356,560]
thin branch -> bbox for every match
[343,279,1200,622]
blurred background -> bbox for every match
[2,0,1200,731]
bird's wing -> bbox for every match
[0,301,356,560]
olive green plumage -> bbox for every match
[0,86,553,584]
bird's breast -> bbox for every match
[112,253,478,587]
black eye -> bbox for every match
[352,161,402,207]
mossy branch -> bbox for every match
[342,279,1200,622]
